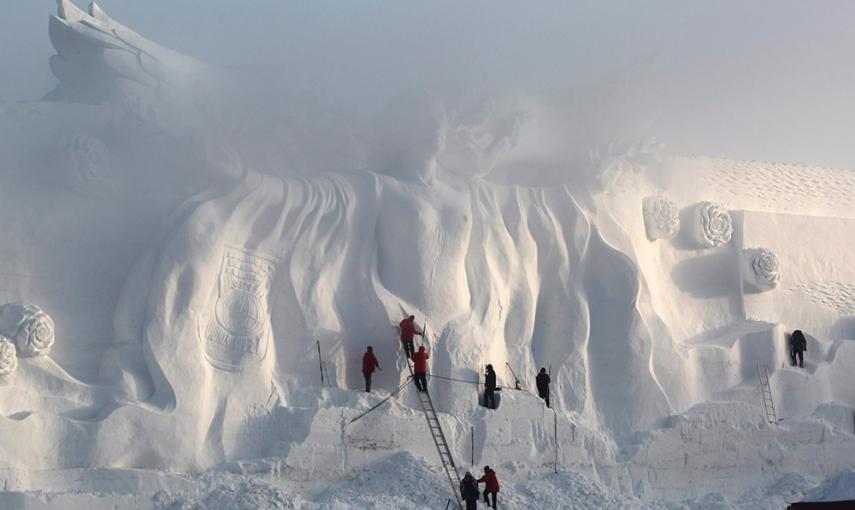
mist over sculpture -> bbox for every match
[0,2,854,508]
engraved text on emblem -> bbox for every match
[200,247,277,371]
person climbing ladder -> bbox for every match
[412,346,430,392]
[399,315,423,359]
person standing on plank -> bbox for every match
[411,345,430,392]
[536,367,551,408]
[790,329,807,368]
[484,364,497,409]
[399,315,423,359]
[361,346,381,392]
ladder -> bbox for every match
[757,364,778,424]
[404,350,463,510]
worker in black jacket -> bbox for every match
[790,330,807,368]
[536,367,551,408]
[484,364,497,410]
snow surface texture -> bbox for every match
[0,2,854,508]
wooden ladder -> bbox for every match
[404,351,463,510]
[757,364,778,424]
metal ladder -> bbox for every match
[757,364,778,424]
[404,351,463,510]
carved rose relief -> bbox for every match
[642,196,680,240]
[691,201,733,248]
[0,337,17,376]
[15,308,56,357]
[742,248,780,291]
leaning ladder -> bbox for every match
[757,364,778,424]
[404,351,463,510]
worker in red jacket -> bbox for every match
[362,346,381,392]
[398,315,423,359]
[477,466,500,509]
[411,345,429,392]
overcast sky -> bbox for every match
[3,1,854,168]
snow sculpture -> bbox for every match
[642,196,680,240]
[0,303,56,357]
[55,133,109,187]
[690,201,733,247]
[198,248,277,371]
[742,248,780,291]
[0,336,17,376]
[47,0,221,127]
[589,138,664,192]
[439,102,531,177]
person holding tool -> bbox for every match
[412,345,430,392]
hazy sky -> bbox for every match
[3,1,854,168]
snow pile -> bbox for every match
[153,479,304,510]
[802,469,855,502]
[314,452,450,509]
[509,472,657,510]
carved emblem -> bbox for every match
[199,247,277,371]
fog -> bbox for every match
[3,0,855,168]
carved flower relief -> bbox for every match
[642,196,680,240]
[0,337,17,376]
[15,310,55,357]
[691,201,733,248]
[743,248,781,291]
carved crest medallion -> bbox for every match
[199,247,277,371]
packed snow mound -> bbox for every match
[510,471,657,510]
[314,452,451,509]
[2,460,849,509]
[1,1,855,508]
[802,469,855,502]
[153,479,305,510]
